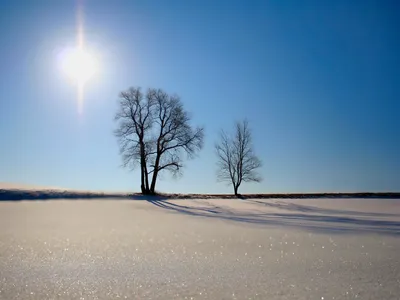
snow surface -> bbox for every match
[0,198,399,299]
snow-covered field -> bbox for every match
[0,197,399,299]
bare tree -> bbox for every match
[215,120,262,195]
[114,87,153,193]
[115,87,204,194]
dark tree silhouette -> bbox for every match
[114,87,204,194]
[215,120,262,195]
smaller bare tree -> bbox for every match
[215,120,262,195]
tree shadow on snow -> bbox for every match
[241,199,399,218]
[147,199,400,236]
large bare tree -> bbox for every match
[215,120,262,195]
[114,87,204,194]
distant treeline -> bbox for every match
[1,189,399,201]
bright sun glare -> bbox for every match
[58,2,98,114]
[61,47,97,85]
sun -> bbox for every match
[61,47,97,85]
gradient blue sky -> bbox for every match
[0,0,399,193]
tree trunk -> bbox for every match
[140,159,148,194]
[234,185,238,196]
[143,157,150,193]
[150,151,161,194]
[144,166,150,193]
[139,140,150,194]
[140,163,148,194]
[140,165,145,194]
[150,170,158,194]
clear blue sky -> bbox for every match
[0,0,399,193]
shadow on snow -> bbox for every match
[147,199,400,236]
[2,189,399,236]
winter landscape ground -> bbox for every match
[0,186,399,299]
